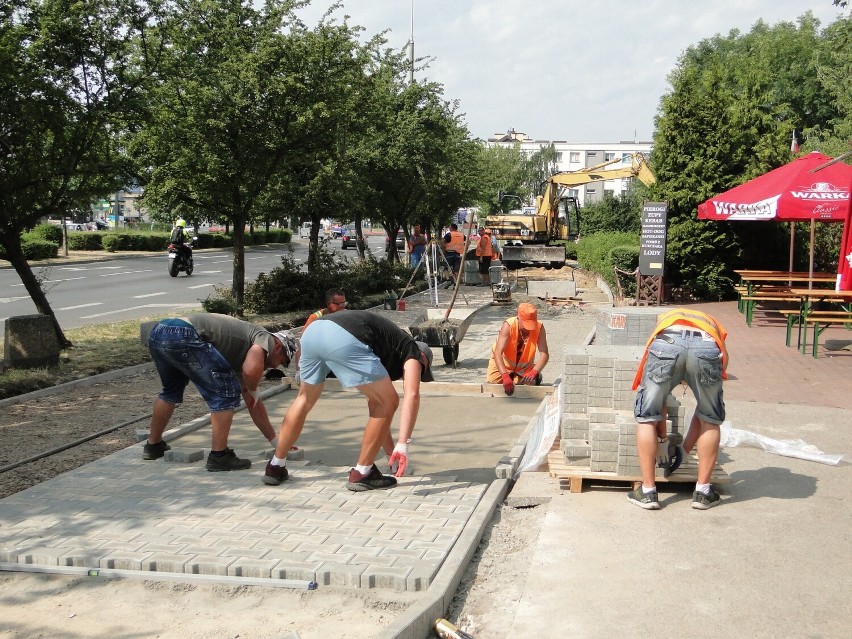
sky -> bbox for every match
[293,0,848,143]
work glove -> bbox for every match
[501,373,515,396]
[246,388,261,408]
[388,442,409,477]
[656,437,671,469]
[520,370,538,385]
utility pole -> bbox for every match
[408,0,414,84]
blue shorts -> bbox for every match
[148,321,241,412]
[300,321,389,388]
[634,331,725,425]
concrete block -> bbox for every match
[4,315,60,368]
[164,449,204,463]
[560,440,591,457]
[527,279,576,298]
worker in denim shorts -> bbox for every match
[629,308,728,511]
[143,314,297,472]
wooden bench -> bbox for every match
[805,313,852,357]
[778,309,852,350]
[739,294,800,326]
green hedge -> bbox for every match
[29,223,63,244]
[62,228,291,252]
[2,238,60,261]
[575,232,639,292]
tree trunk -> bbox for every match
[231,218,246,315]
[0,234,71,348]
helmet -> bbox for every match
[175,219,186,228]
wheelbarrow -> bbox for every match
[408,307,483,367]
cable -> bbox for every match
[0,413,152,475]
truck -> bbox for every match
[486,152,656,269]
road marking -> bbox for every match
[187,283,214,290]
[210,260,232,264]
[0,296,29,304]
[99,269,153,277]
[133,292,167,299]
[57,302,103,311]
[11,276,86,287]
[79,302,200,319]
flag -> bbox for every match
[791,129,800,155]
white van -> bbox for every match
[299,222,312,238]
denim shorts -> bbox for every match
[300,321,388,388]
[148,321,241,412]
[634,332,725,424]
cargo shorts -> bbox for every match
[633,331,725,425]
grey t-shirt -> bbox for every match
[186,313,275,374]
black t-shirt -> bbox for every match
[318,310,421,381]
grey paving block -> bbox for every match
[360,566,412,591]
[315,562,366,587]
[186,555,237,576]
[272,559,323,581]
[164,449,205,463]
[227,558,281,578]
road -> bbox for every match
[0,235,392,337]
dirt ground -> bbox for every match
[0,266,604,639]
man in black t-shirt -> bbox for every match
[264,310,435,491]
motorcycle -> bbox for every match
[167,236,196,277]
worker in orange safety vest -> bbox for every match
[441,223,465,277]
[486,302,549,396]
[629,307,728,511]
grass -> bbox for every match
[0,310,306,400]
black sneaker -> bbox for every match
[627,486,660,510]
[206,448,251,472]
[142,441,170,460]
[262,461,289,486]
[346,464,397,492]
[692,488,721,510]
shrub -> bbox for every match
[66,232,103,250]
[29,223,63,244]
[575,231,638,291]
[201,286,240,316]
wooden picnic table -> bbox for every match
[782,288,852,356]
[735,271,836,319]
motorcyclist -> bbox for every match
[169,219,192,264]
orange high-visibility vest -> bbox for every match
[444,231,464,253]
[493,316,540,376]
[631,308,728,390]
[303,309,325,330]
[476,235,493,258]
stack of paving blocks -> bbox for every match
[594,306,661,346]
[559,307,686,477]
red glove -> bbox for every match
[521,370,538,385]
[501,373,515,396]
[388,442,409,477]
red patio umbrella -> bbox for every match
[697,151,852,286]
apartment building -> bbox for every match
[487,129,653,206]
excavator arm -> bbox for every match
[536,152,656,224]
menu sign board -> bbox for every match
[639,201,668,276]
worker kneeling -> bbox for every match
[486,302,550,396]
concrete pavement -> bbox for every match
[1,287,850,638]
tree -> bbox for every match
[650,12,847,298]
[474,143,530,215]
[0,0,164,346]
[351,62,481,263]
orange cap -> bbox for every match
[518,303,538,330]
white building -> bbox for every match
[487,130,653,206]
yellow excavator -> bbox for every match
[487,152,656,268]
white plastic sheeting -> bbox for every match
[720,421,845,466]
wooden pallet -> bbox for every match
[546,450,730,494]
